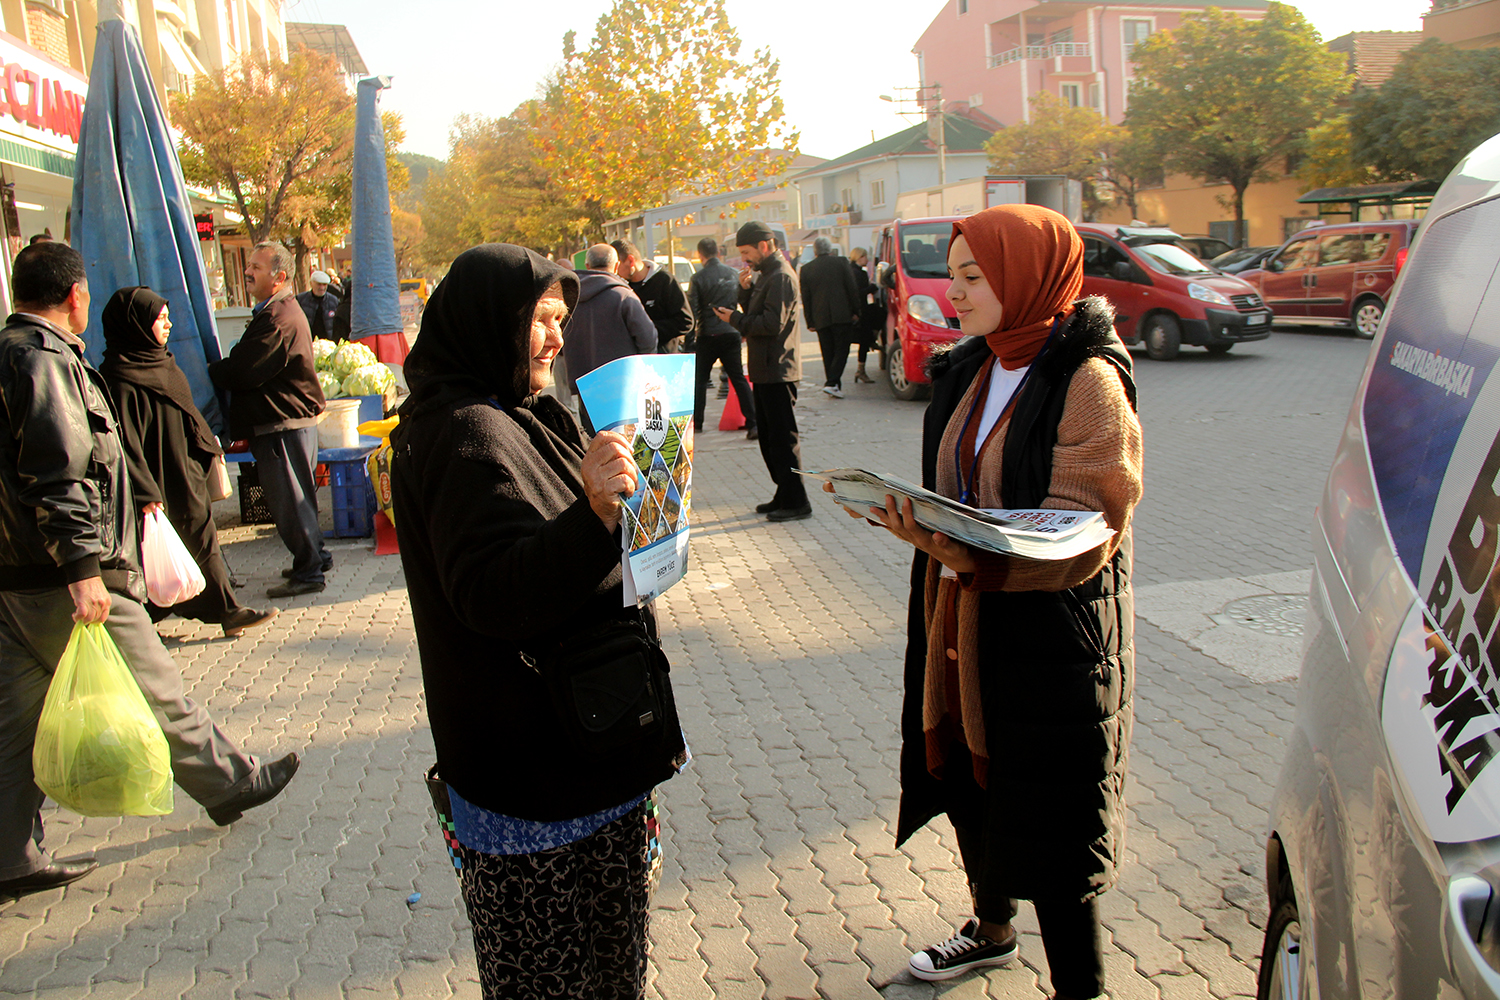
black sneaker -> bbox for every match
[908,919,1019,981]
[766,503,813,522]
[755,500,780,513]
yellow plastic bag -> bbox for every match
[32,623,173,816]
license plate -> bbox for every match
[1247,313,1269,325]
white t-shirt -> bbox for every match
[975,363,1028,446]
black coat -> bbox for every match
[896,297,1138,903]
[208,288,326,439]
[296,289,340,341]
[730,253,800,384]
[628,264,692,349]
[688,257,739,338]
[799,252,861,331]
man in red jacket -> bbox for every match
[209,242,330,598]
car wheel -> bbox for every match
[1257,896,1317,1000]
[1205,343,1234,356]
[886,340,928,401]
[1352,298,1384,340]
[1143,314,1182,361]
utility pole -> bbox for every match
[880,82,946,185]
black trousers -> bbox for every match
[751,381,806,508]
[693,332,755,431]
[816,322,855,388]
[250,426,329,584]
[945,750,1106,999]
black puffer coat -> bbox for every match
[894,296,1138,902]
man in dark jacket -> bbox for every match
[209,241,330,597]
[715,221,808,520]
[799,237,862,397]
[611,239,692,353]
[295,270,340,341]
[0,243,299,898]
[560,244,657,432]
[689,236,756,438]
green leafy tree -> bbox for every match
[1126,2,1347,239]
[528,0,798,238]
[1295,114,1374,190]
[985,92,1117,218]
[1350,39,1500,181]
[1096,127,1163,220]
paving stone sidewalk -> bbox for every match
[0,329,1370,999]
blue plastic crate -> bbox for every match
[327,457,376,538]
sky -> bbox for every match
[281,0,1434,163]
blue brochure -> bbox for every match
[575,354,696,605]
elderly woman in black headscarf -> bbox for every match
[100,287,279,637]
[392,244,687,1000]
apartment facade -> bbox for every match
[912,0,1270,126]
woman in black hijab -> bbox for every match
[100,287,279,637]
[393,245,687,1000]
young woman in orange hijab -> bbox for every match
[858,205,1144,996]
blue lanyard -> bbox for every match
[953,317,1061,507]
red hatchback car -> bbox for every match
[1237,220,1417,339]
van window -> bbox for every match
[1316,233,1367,267]
[1363,231,1392,263]
[899,224,955,278]
[1133,242,1213,275]
[1275,235,1319,270]
[1082,237,1130,277]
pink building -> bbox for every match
[913,0,1270,126]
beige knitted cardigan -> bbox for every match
[922,356,1145,787]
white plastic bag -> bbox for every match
[141,508,206,606]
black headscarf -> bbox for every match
[404,244,580,411]
[398,244,585,478]
[99,286,222,457]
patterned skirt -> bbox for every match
[456,802,651,1000]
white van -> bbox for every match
[1258,131,1500,1000]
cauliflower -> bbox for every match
[318,371,344,398]
[341,364,395,398]
[330,341,379,378]
[312,339,340,371]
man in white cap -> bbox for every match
[296,269,341,342]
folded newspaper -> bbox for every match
[797,468,1114,561]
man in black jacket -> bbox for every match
[295,270,340,341]
[715,221,809,520]
[611,239,693,353]
[688,236,756,438]
[560,244,657,432]
[0,243,299,897]
[209,242,330,598]
[799,237,862,397]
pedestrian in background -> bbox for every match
[100,286,278,637]
[689,236,756,439]
[798,237,861,398]
[849,247,881,384]
[295,270,340,342]
[208,241,330,598]
[332,270,352,342]
[715,221,808,521]
[853,205,1142,996]
[611,239,692,354]
[392,244,686,1000]
[560,243,657,433]
[0,243,299,899]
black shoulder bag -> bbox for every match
[534,614,680,755]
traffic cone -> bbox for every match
[719,381,747,431]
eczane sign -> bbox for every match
[0,31,86,154]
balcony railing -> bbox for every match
[988,42,1091,67]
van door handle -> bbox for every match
[1445,875,1500,999]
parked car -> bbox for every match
[1210,245,1278,274]
[1075,223,1274,360]
[653,255,700,295]
[1238,219,1417,339]
[873,217,964,400]
[1178,235,1236,261]
[1257,133,1500,1000]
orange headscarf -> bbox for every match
[952,204,1084,369]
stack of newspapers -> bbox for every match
[799,468,1115,561]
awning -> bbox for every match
[1297,179,1439,204]
[158,28,205,78]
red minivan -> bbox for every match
[873,217,964,399]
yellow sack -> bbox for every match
[32,623,173,817]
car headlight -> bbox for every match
[1188,283,1233,306]
[906,294,948,327]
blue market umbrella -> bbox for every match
[350,75,405,363]
[70,16,226,434]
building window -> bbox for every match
[839,188,854,212]
[871,180,886,208]
[1089,83,1101,109]
[1060,83,1082,107]
[808,193,819,216]
[958,0,968,13]
[1123,19,1153,59]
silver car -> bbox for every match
[1259,132,1500,1000]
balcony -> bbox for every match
[988,42,1091,68]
